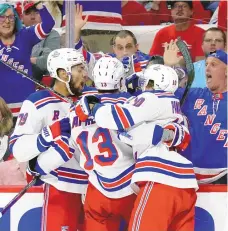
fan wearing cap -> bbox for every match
[149,1,205,62]
[21,1,61,82]
[0,1,55,118]
[176,50,227,185]
[192,27,226,88]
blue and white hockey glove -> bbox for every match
[121,55,143,91]
[37,118,71,152]
[122,55,142,73]
[75,95,100,122]
[117,122,190,151]
[163,122,190,151]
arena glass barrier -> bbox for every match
[0,184,227,231]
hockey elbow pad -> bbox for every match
[163,123,191,151]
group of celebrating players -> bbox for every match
[9,44,201,231]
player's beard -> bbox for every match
[69,79,83,97]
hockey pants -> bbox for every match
[128,182,197,231]
[41,184,84,231]
[84,183,136,231]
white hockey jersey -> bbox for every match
[10,90,88,194]
[70,92,136,198]
[93,90,198,190]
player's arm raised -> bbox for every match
[74,4,95,80]
[24,1,55,47]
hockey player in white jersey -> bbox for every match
[9,48,88,231]
[70,57,137,231]
[76,64,198,231]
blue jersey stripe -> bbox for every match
[137,156,193,168]
[134,167,196,179]
[111,105,124,130]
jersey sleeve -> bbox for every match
[27,119,81,175]
[9,100,44,162]
[74,38,96,80]
[118,122,164,147]
[22,6,55,47]
[93,93,161,131]
[34,145,75,175]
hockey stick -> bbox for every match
[0,59,74,105]
[176,37,195,106]
[0,176,39,219]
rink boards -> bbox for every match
[0,185,227,231]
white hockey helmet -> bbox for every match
[47,48,87,95]
[92,57,126,92]
[140,64,179,93]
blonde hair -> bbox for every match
[0,97,13,137]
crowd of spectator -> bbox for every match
[0,0,227,185]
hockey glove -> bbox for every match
[122,55,142,73]
[163,122,190,151]
[37,118,71,152]
[117,122,190,151]
[75,95,100,122]
[26,157,44,186]
[122,55,143,91]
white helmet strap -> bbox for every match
[66,82,74,96]
[56,72,74,95]
[65,72,74,95]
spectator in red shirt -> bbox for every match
[122,0,155,25]
[149,1,205,62]
[218,0,227,32]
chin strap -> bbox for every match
[56,73,74,96]
[66,82,74,96]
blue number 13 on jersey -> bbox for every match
[76,128,119,170]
